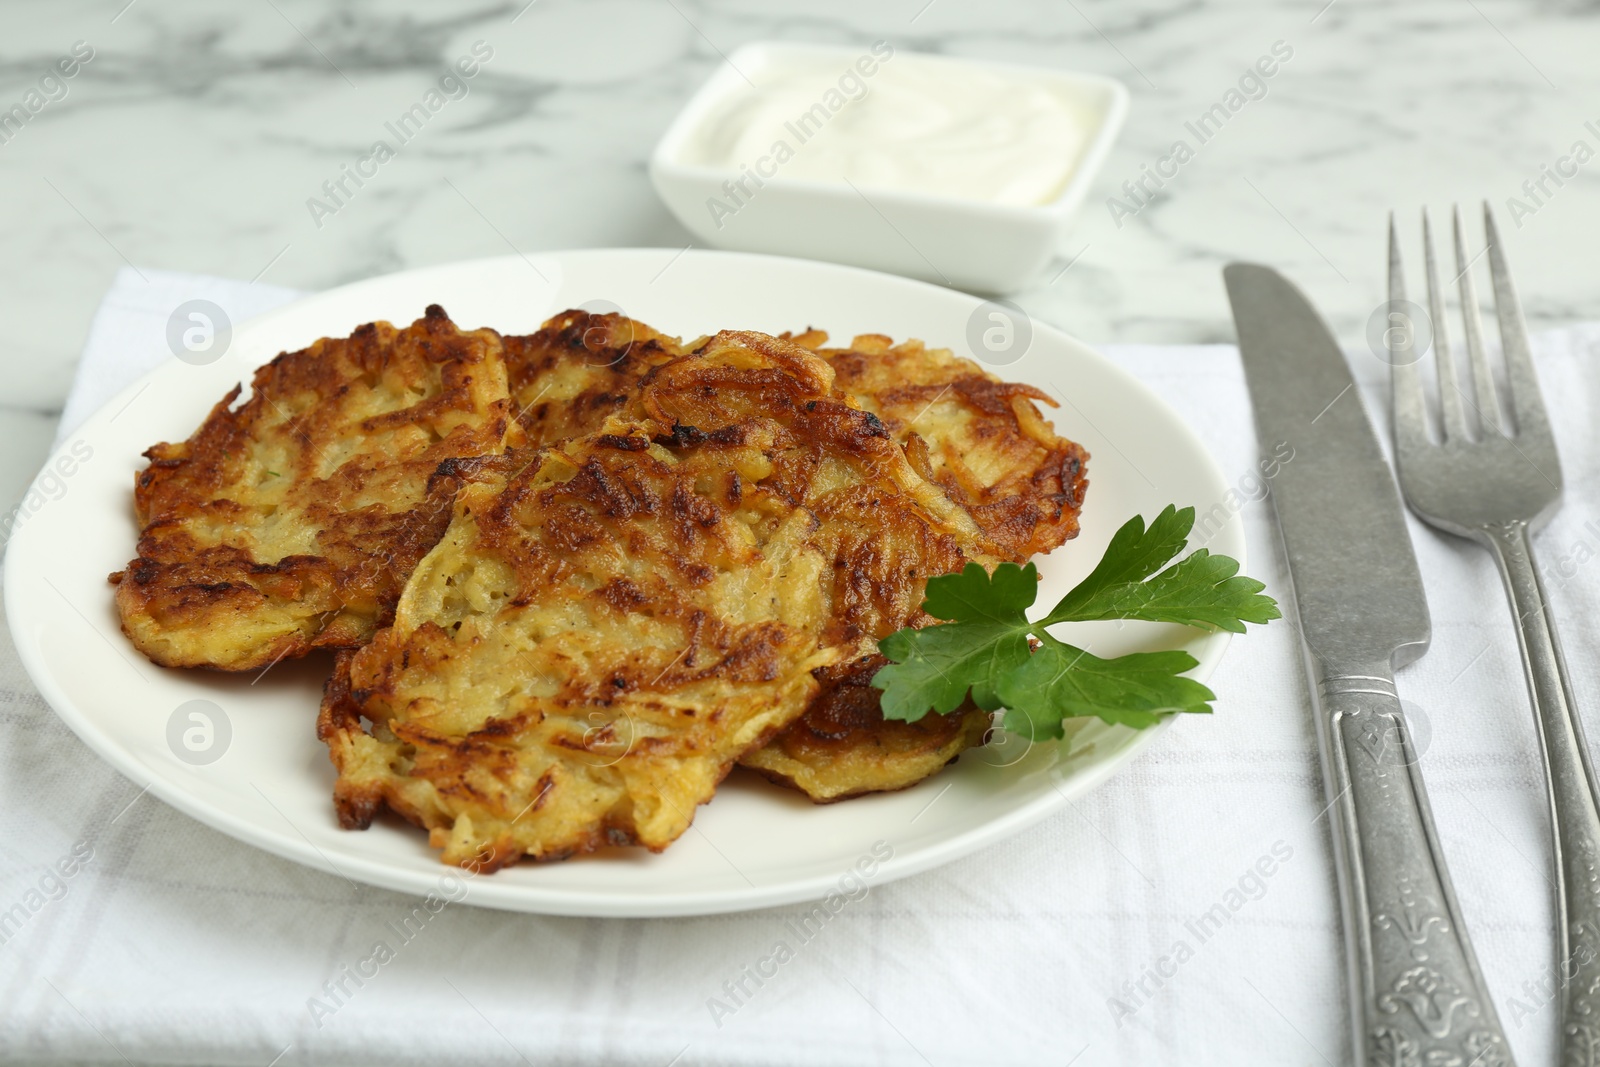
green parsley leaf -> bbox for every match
[1044,505,1277,631]
[996,635,1215,738]
[871,504,1279,733]
[1051,547,1275,633]
[1049,504,1194,618]
[922,560,1039,623]
[875,563,1036,717]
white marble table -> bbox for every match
[3,0,1595,509]
[2,3,1598,1064]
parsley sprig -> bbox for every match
[872,505,1279,737]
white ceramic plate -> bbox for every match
[4,249,1241,917]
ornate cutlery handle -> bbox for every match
[1482,520,1600,1067]
[1314,669,1513,1066]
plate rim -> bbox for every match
[4,247,1238,917]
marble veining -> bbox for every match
[1,0,1596,511]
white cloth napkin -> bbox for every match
[5,265,1596,1066]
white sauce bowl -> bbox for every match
[650,41,1128,294]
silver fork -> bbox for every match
[1389,203,1600,1061]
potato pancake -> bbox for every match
[499,312,1089,803]
[319,331,995,867]
[504,316,1091,563]
[112,305,514,671]
[739,655,993,802]
[747,330,1089,799]
[784,328,1089,560]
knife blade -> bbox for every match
[1225,263,1514,1067]
[1226,263,1429,671]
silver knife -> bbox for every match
[1225,263,1514,1067]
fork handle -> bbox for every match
[1482,519,1600,1062]
[1313,665,1514,1066]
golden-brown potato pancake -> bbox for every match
[740,656,992,802]
[504,316,1090,563]
[749,331,1088,800]
[785,329,1089,560]
[112,305,514,671]
[319,331,995,868]
[498,312,1090,803]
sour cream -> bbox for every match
[680,47,1098,207]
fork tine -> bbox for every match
[1453,204,1501,436]
[1484,201,1549,438]
[1423,208,1468,442]
[1388,213,1429,453]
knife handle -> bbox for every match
[1481,520,1600,1067]
[1314,670,1514,1067]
